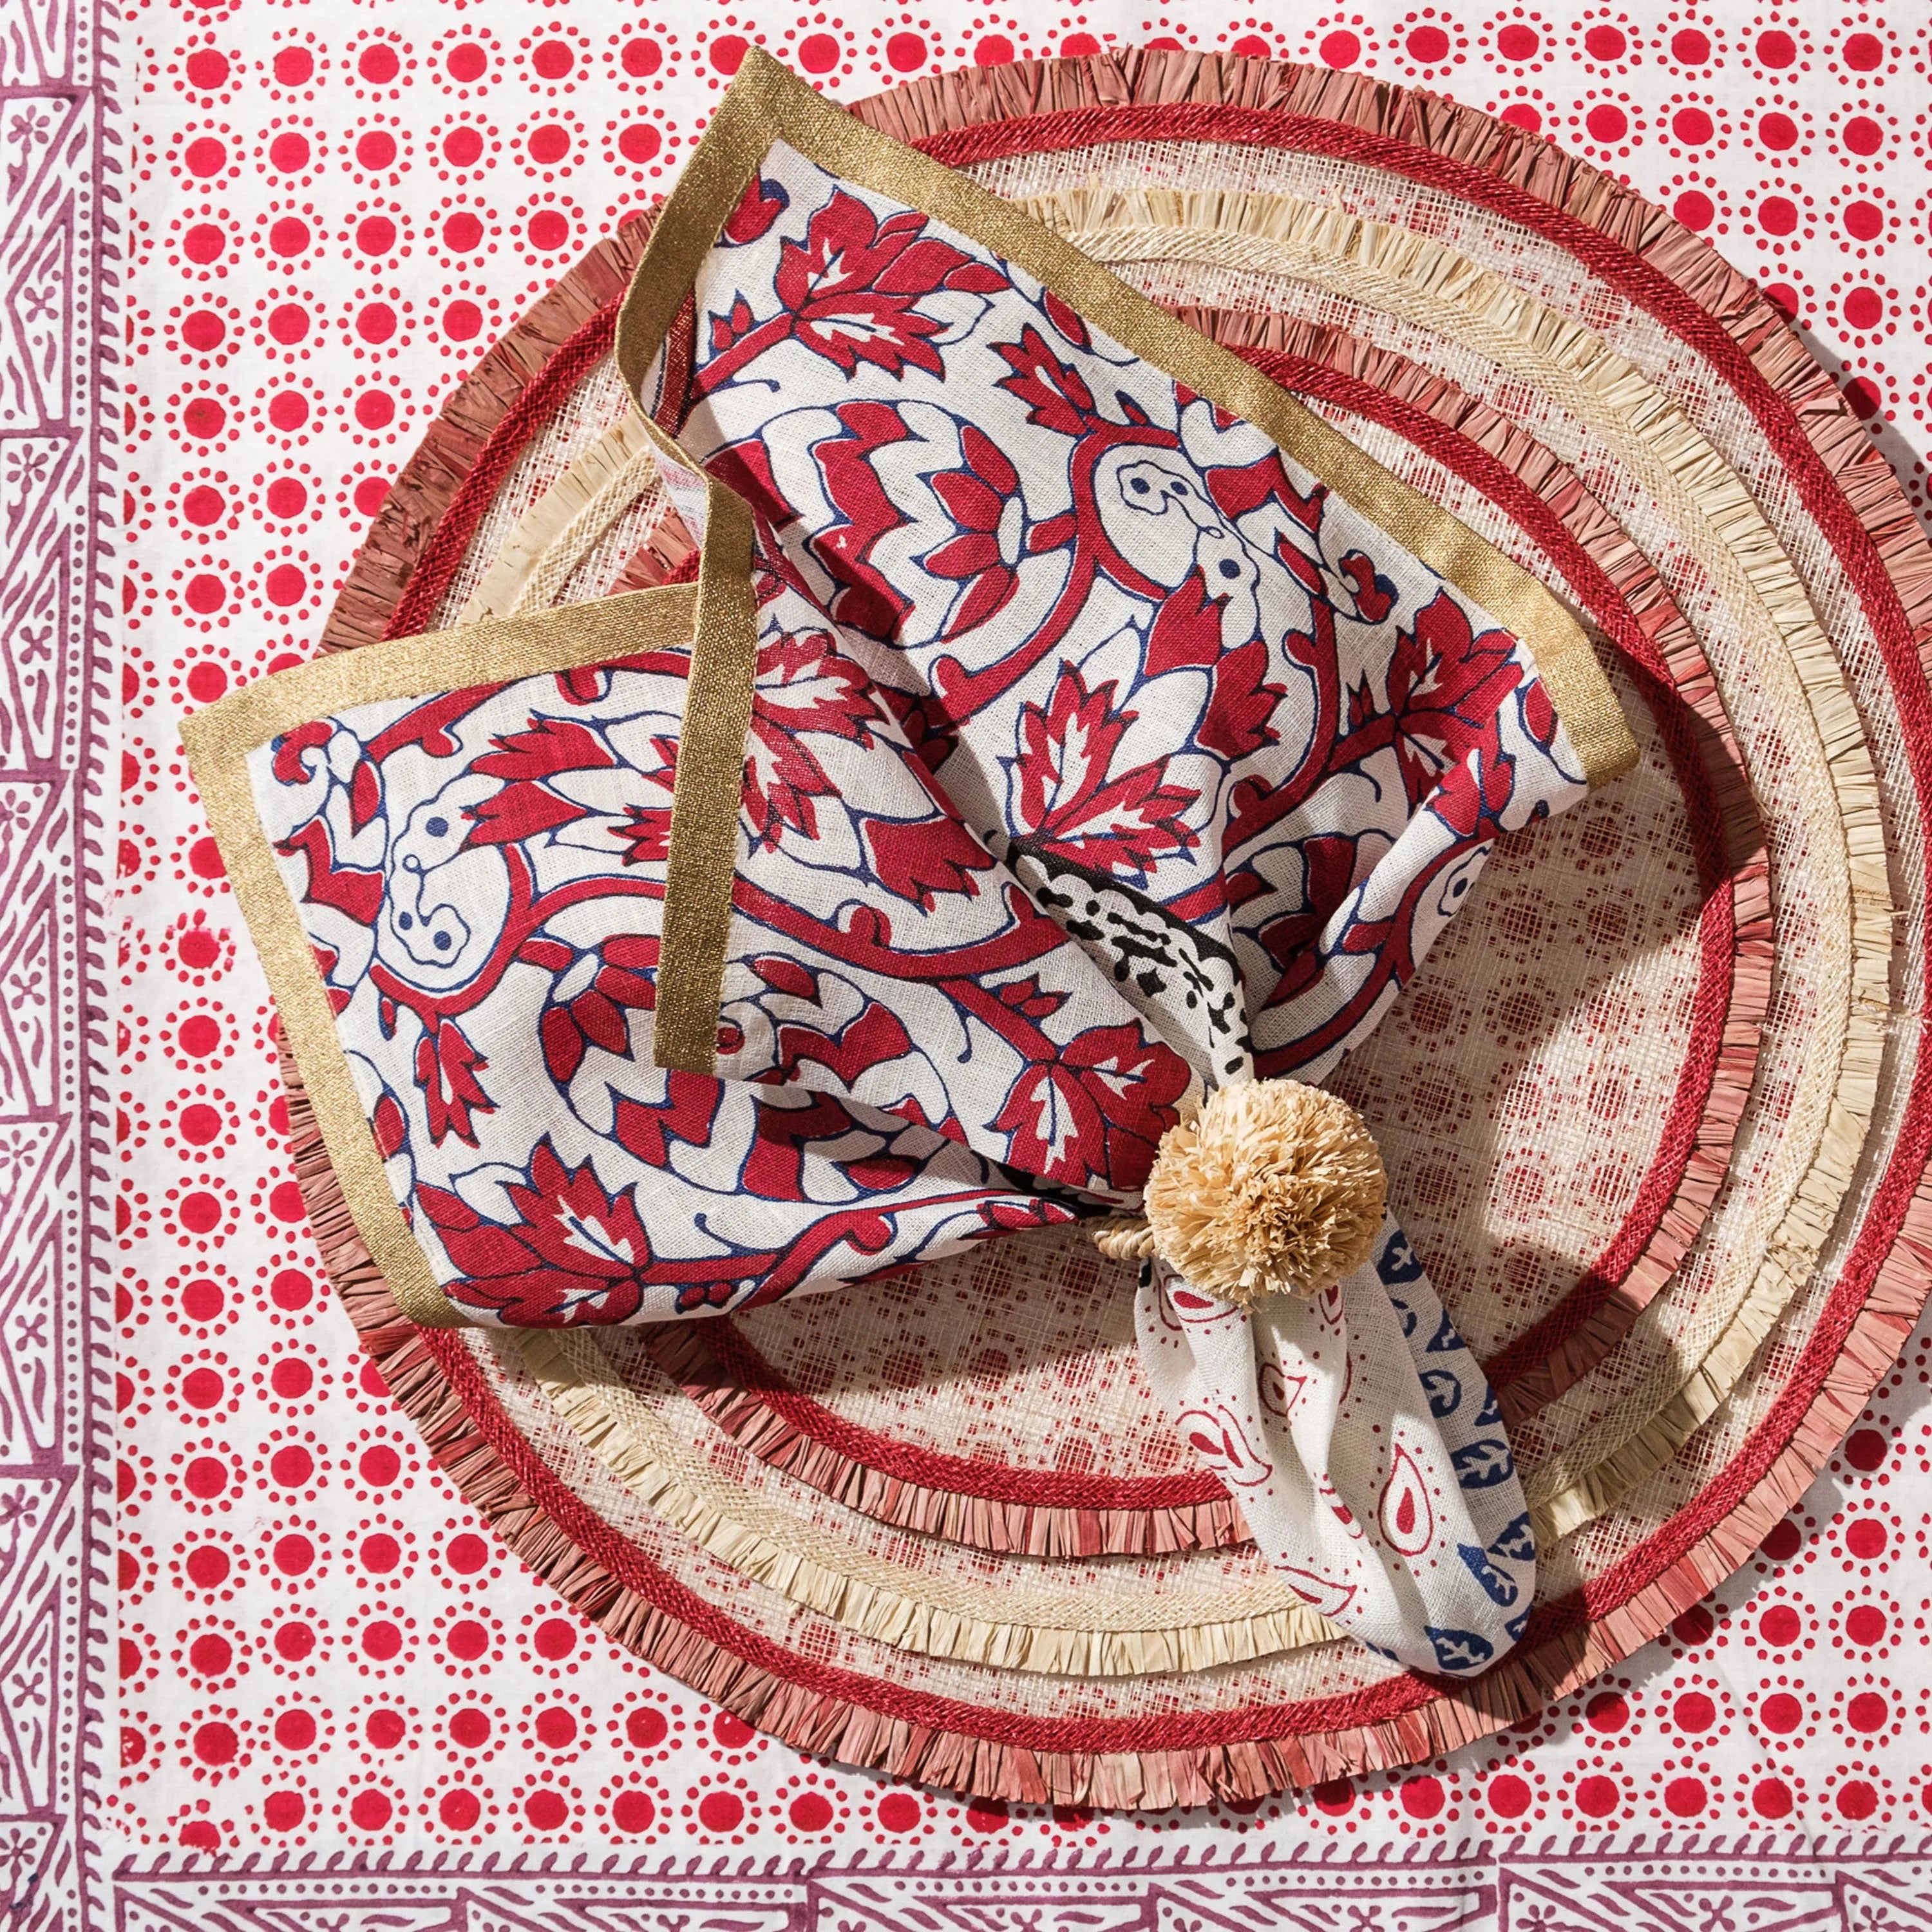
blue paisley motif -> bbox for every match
[1457,1541,1520,1607]
[1488,1511,1537,1564]
[1378,1227,1425,1283]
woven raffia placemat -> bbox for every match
[276,50,1932,1806]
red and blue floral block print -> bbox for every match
[641,144,1592,1092]
[247,131,1615,1676]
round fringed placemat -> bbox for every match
[274,48,1932,1806]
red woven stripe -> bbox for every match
[702,1316,1229,1509]
[690,346,1741,1499]
[384,290,627,640]
[374,109,1932,1732]
[418,1320,1444,1749]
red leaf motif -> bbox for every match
[1198,636,1287,762]
[464,782,586,846]
[993,1058,1105,1188]
[473,717,615,784]
[540,940,659,1083]
[722,174,788,245]
[768,189,1002,379]
[875,684,958,782]
[811,400,917,643]
[413,1016,491,1146]
[464,719,617,847]
[1012,666,1200,880]
[276,818,386,927]
[1432,743,1517,839]
[613,803,673,866]
[1144,569,1226,678]
[923,426,1027,639]
[996,975,1068,1020]
[1383,591,1524,807]
[864,811,994,911]
[744,630,881,848]
[994,325,1100,438]
[1061,1021,1191,1189]
[420,1143,663,1324]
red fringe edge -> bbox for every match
[647,1319,1246,1558]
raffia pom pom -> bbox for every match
[1132,1079,1387,1306]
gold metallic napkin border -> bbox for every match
[614,49,1639,1079]
[180,585,700,1328]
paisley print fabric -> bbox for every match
[232,118,1627,1676]
[1138,1219,1535,1676]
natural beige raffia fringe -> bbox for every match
[488,187,1877,1550]
[457,409,667,624]
[475,222,1816,1553]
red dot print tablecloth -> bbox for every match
[109,0,1932,1905]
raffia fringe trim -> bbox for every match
[291,1034,1932,1804]
[1158,310,1772,1424]
[480,308,1776,1545]
[413,196,1794,1555]
[457,408,667,624]
[854,48,1932,649]
[1018,187,1892,1536]
[514,1326,1334,1676]
[649,1320,1247,1558]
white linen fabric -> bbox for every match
[1138,1217,1535,1675]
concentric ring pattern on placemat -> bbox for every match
[276,50,1932,1805]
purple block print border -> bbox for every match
[103,1840,1932,1929]
[82,0,1932,1906]
[0,0,116,1922]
